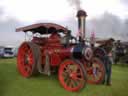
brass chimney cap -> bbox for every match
[77,10,87,17]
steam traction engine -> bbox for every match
[16,10,105,92]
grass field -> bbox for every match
[0,58,128,96]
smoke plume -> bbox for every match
[88,12,128,41]
[67,0,81,10]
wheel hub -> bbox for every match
[69,72,77,80]
[24,55,30,65]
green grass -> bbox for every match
[0,58,128,96]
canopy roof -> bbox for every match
[16,23,68,34]
[96,38,115,44]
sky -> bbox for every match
[0,0,128,46]
[1,0,128,22]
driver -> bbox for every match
[61,30,76,46]
[49,28,61,41]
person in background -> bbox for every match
[99,38,115,86]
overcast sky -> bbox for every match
[0,0,128,46]
[1,0,128,22]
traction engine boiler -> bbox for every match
[16,10,105,92]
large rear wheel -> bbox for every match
[58,59,86,92]
[17,42,39,78]
[85,57,105,84]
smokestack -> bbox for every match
[76,10,87,41]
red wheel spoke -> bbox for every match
[65,78,71,86]
[62,71,68,78]
[27,50,31,54]
[69,79,78,88]
[72,79,80,87]
[23,46,29,52]
[28,57,33,65]
[69,79,76,88]
[64,65,72,73]
[26,67,31,74]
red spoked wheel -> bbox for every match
[17,42,38,78]
[58,59,86,92]
[85,57,105,84]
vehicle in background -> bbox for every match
[0,46,15,58]
[113,40,128,64]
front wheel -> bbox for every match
[58,59,86,92]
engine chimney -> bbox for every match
[76,10,87,42]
